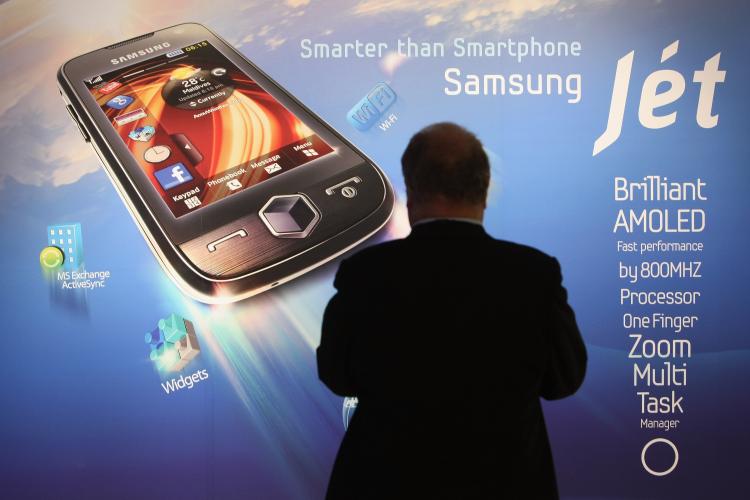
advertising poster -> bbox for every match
[1,0,747,498]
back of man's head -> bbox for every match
[401,122,490,206]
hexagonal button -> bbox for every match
[259,194,320,238]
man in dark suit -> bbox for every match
[317,122,586,499]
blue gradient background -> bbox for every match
[0,0,748,498]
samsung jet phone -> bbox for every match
[58,23,394,303]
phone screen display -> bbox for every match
[85,41,334,217]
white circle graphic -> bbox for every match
[641,438,679,476]
[144,145,172,163]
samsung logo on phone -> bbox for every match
[110,42,171,65]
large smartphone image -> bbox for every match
[57,23,394,303]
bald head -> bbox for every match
[401,122,490,224]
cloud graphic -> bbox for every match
[352,0,596,32]
[424,13,446,27]
[0,38,100,189]
[265,36,288,50]
[0,1,132,188]
[380,51,409,76]
[0,89,98,188]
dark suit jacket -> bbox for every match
[317,220,586,499]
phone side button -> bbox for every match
[65,104,91,142]
[65,105,90,142]
[207,229,248,252]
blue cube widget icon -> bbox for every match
[146,313,201,372]
[47,223,84,270]
[158,313,189,343]
[346,82,397,131]
[145,327,164,349]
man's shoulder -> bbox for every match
[340,237,406,268]
[333,238,405,289]
[481,239,560,288]
[491,238,556,265]
[338,234,555,272]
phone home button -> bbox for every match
[206,229,248,252]
[259,194,320,238]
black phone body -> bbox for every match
[58,23,393,303]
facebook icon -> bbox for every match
[154,162,193,190]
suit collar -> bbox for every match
[407,219,489,239]
[412,216,483,227]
